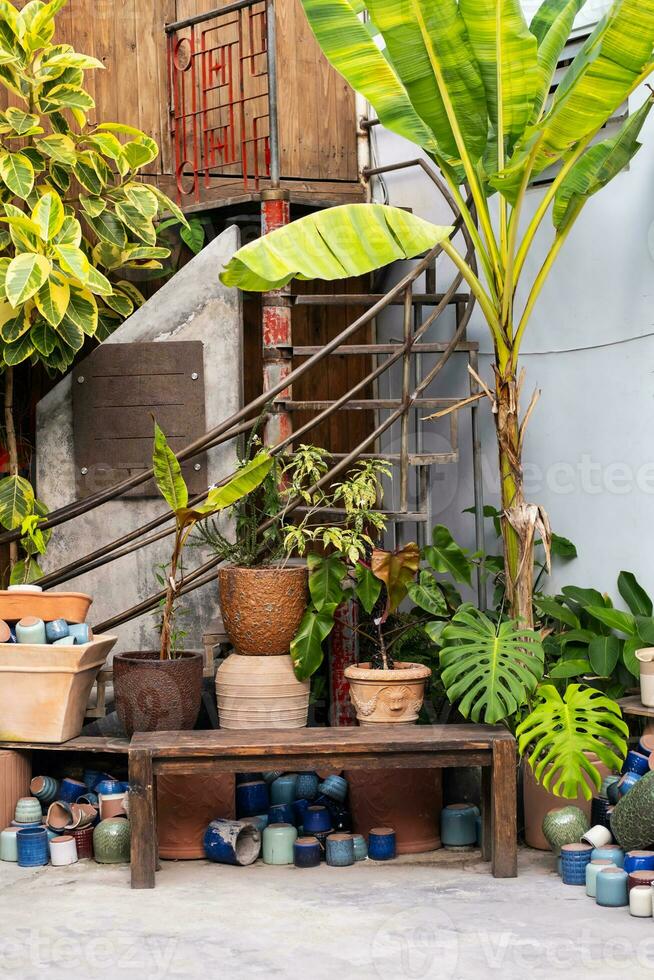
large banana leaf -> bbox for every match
[517,683,628,799]
[553,94,654,231]
[220,204,453,291]
[298,0,440,157]
[529,0,588,122]
[439,606,544,724]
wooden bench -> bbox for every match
[128,724,517,889]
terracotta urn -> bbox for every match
[346,768,442,854]
[218,566,308,655]
[216,653,309,730]
[522,755,612,850]
[343,662,431,725]
[113,651,203,736]
[157,772,235,860]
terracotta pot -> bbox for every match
[0,590,92,624]
[113,651,203,736]
[218,566,308,655]
[0,750,31,829]
[343,662,431,725]
[158,772,235,859]
[216,653,309,729]
[522,755,612,850]
[346,769,443,854]
[0,635,115,743]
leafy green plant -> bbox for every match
[517,684,629,800]
[219,0,654,631]
[151,422,273,660]
[0,471,49,583]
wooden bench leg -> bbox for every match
[129,748,156,889]
[491,738,517,878]
[480,765,491,862]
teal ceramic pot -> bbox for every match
[296,774,319,801]
[16,617,46,645]
[610,772,654,851]
[586,859,616,897]
[14,797,44,825]
[617,772,642,798]
[591,845,624,867]
[30,775,59,809]
[45,619,69,643]
[601,775,620,801]
[270,775,298,806]
[238,815,269,834]
[93,818,131,864]
[352,834,368,861]
[263,771,284,784]
[0,827,18,861]
[326,833,355,867]
[262,823,297,865]
[541,806,590,856]
[441,804,477,847]
[595,866,629,907]
[318,776,348,804]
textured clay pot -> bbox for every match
[157,772,235,860]
[610,771,654,851]
[0,751,31,830]
[522,755,611,850]
[93,818,131,864]
[542,806,590,855]
[218,566,308,655]
[346,768,442,854]
[344,662,431,725]
[113,651,203,736]
[216,653,309,730]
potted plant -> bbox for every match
[112,422,273,735]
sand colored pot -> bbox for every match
[522,755,611,850]
[636,649,654,707]
[216,653,309,730]
[158,772,235,860]
[218,566,308,656]
[113,651,203,736]
[344,662,431,725]
[0,635,115,744]
[0,590,92,624]
[0,750,30,829]
[346,768,443,854]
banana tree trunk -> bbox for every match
[494,367,535,628]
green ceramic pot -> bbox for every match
[93,818,131,864]
[610,772,654,851]
[541,806,589,855]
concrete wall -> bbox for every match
[373,0,654,602]
[36,226,243,654]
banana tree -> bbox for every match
[220,0,654,627]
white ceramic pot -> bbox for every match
[636,648,654,707]
[49,835,78,867]
[581,825,612,848]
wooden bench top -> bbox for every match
[0,736,130,754]
[131,724,514,758]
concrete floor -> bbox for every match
[1,847,653,979]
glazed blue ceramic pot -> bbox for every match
[318,775,348,804]
[586,859,615,897]
[596,867,629,907]
[45,619,69,643]
[30,775,59,809]
[270,775,298,806]
[622,751,650,777]
[236,780,269,818]
[293,799,310,827]
[204,819,261,866]
[624,851,654,875]
[352,834,368,861]
[560,843,593,885]
[591,845,624,868]
[17,827,49,867]
[329,805,352,833]
[235,772,264,785]
[618,772,642,798]
[368,828,396,861]
[590,797,611,830]
[93,778,128,797]
[295,773,319,801]
[294,836,321,868]
[59,778,87,804]
[304,806,332,834]
[326,834,355,867]
[263,771,284,784]
[76,792,99,807]
[83,770,104,790]
[313,830,331,857]
[268,803,295,825]
[606,777,621,805]
[67,623,91,644]
[238,814,269,833]
[441,804,477,846]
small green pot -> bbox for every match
[541,806,589,855]
[93,818,131,864]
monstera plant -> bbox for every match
[220,0,654,630]
[0,0,188,572]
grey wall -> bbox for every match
[36,226,243,654]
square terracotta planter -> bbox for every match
[0,635,116,744]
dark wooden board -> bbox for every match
[619,695,654,718]
[0,737,129,754]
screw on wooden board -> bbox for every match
[77,376,84,383]
[194,464,201,471]
[191,372,199,380]
[81,467,88,475]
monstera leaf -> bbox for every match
[517,684,628,800]
[439,606,544,724]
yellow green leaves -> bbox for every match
[153,421,189,514]
[5,253,51,307]
[35,271,70,327]
[0,475,34,531]
[0,151,34,199]
[37,133,76,165]
[53,242,89,281]
[65,284,97,335]
[32,190,64,240]
[4,106,40,135]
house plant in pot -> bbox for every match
[113,422,272,736]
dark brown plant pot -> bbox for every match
[113,651,203,736]
[218,566,308,656]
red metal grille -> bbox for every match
[167,2,271,203]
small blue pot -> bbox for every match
[83,770,105,791]
[369,828,396,861]
[76,792,99,807]
[270,775,298,806]
[268,803,295,825]
[295,773,319,801]
[235,772,264,785]
[622,751,650,777]
[238,814,269,833]
[45,619,69,643]
[304,805,332,834]
[441,804,477,847]
[294,836,322,868]
[67,623,91,644]
[591,845,624,868]
[293,799,310,827]
[17,827,49,867]
[236,780,270,819]
[318,775,348,804]
[326,834,355,867]
[561,843,593,885]
[596,867,629,907]
[352,834,368,861]
[91,778,128,797]
[618,772,642,798]
[204,819,261,866]
[590,796,611,830]
[606,777,621,806]
[59,778,87,804]
[30,775,59,809]
[624,850,654,875]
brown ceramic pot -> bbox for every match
[346,768,443,854]
[157,772,235,859]
[522,754,611,850]
[344,662,431,725]
[113,651,203,736]
[218,566,308,656]
[0,750,30,829]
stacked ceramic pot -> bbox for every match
[215,566,310,729]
